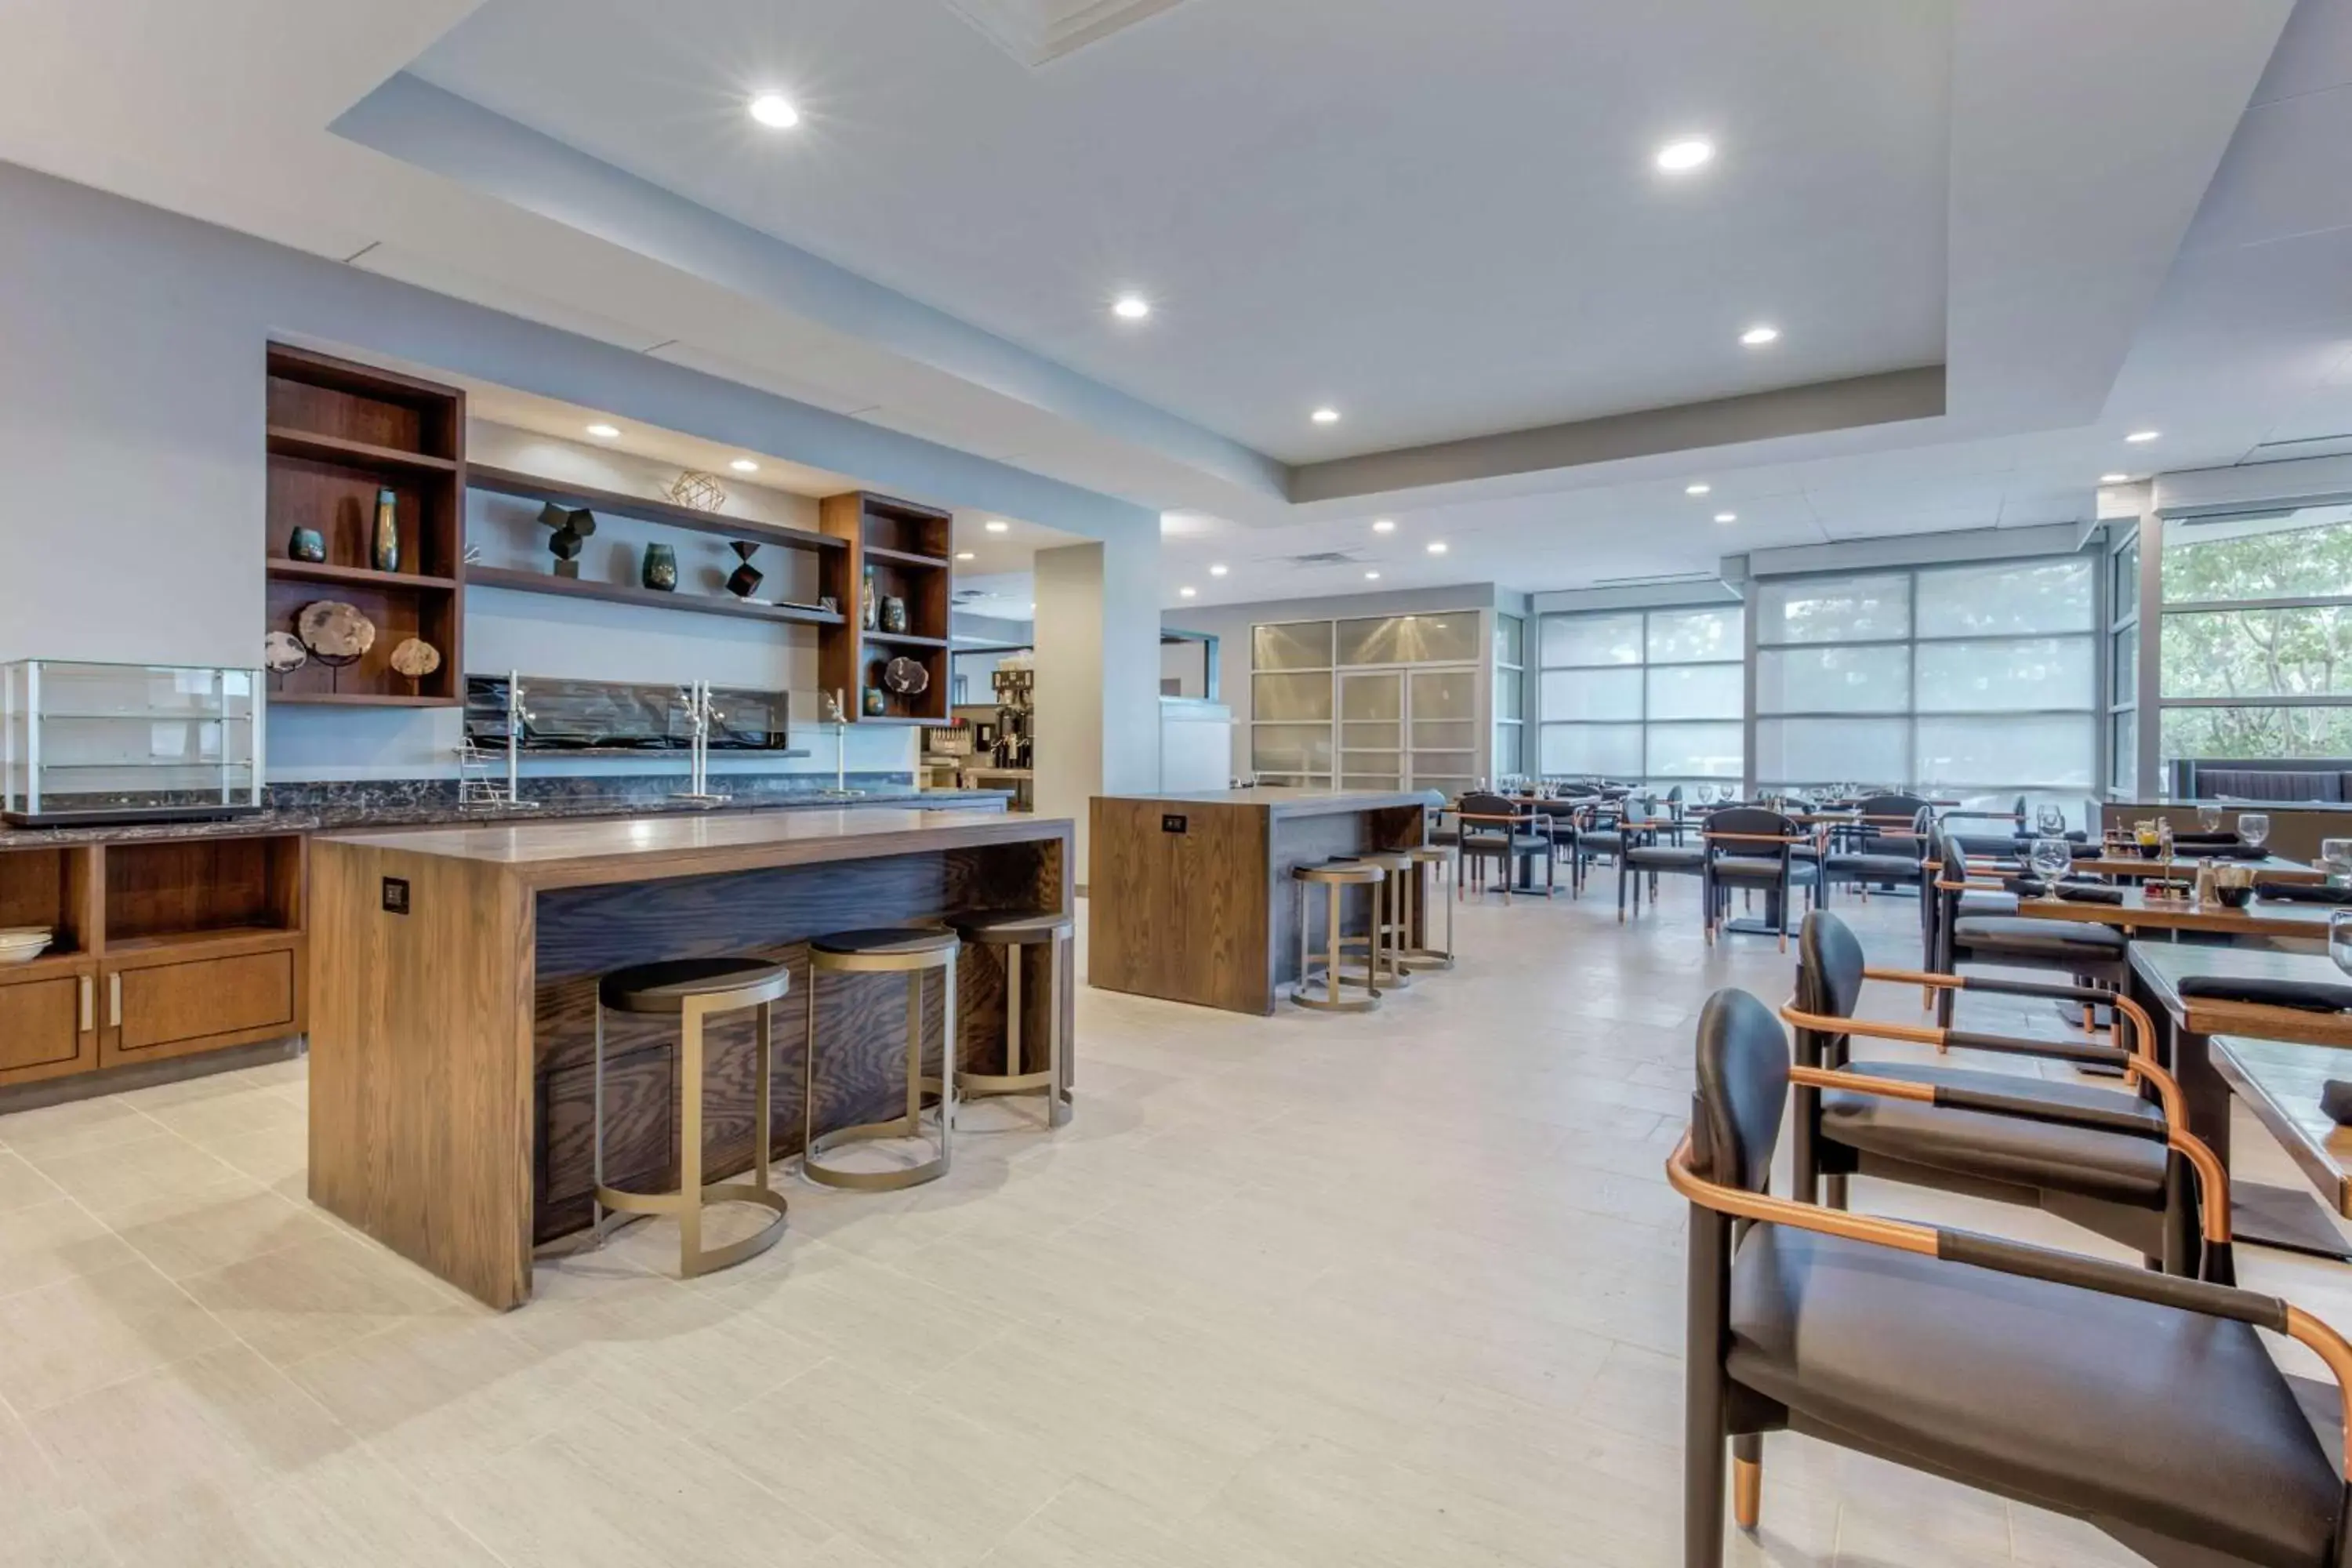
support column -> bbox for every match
[1034,535,1161,888]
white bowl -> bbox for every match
[0,927,53,964]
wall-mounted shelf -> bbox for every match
[265,344,465,707]
[468,466,844,557]
[466,564,846,627]
[865,630,949,649]
[818,491,955,725]
[863,545,950,570]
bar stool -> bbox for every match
[593,956,792,1279]
[1400,844,1456,971]
[803,927,958,1191]
[948,909,1073,1129]
[1291,861,1385,1011]
[1332,850,1415,993]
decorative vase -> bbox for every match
[288,527,326,564]
[641,543,678,592]
[371,488,400,573]
[880,595,907,633]
[862,686,886,716]
[861,564,878,630]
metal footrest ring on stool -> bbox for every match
[593,956,793,1279]
[1290,861,1385,1011]
[1332,850,1417,991]
[948,909,1073,1129]
[1399,844,1455,971]
[803,927,959,1192]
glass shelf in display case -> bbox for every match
[2,660,264,827]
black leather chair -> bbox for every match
[1926,829,2127,1028]
[1785,910,2229,1279]
[1820,793,1931,902]
[1700,808,1818,951]
[1621,795,1705,922]
[1676,986,2352,1568]
[1454,792,1553,902]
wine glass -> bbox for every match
[2197,802,2223,833]
[2028,836,2072,887]
[2332,909,2352,978]
[2238,812,2271,852]
[2034,803,2065,837]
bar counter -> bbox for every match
[307,808,1072,1308]
[1087,787,1430,1014]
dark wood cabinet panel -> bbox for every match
[112,946,296,1057]
[0,968,93,1082]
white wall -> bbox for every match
[1035,537,1161,884]
[0,160,1160,788]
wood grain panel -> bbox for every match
[115,948,293,1052]
[309,839,535,1309]
[1088,797,1269,1013]
[104,836,301,942]
[0,971,89,1076]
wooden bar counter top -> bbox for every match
[1087,788,1430,1015]
[308,808,1072,1308]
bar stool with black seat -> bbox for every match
[948,909,1073,1129]
[1330,848,1415,993]
[1291,860,1385,1011]
[593,956,793,1279]
[802,927,958,1190]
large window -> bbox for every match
[1537,604,1743,787]
[2158,506,2352,764]
[1248,612,1484,793]
[1753,557,2097,807]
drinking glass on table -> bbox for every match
[2332,910,2352,978]
[2238,812,2271,851]
[2028,837,2073,886]
[2034,803,2065,837]
[2198,802,2224,833]
[2324,838,2352,887]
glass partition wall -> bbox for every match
[1537,604,1744,789]
[1249,612,1486,794]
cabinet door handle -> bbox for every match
[107,972,121,1029]
[78,976,93,1033]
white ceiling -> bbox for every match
[0,0,2339,612]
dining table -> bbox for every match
[2126,942,2352,1260]
[2005,885,2343,942]
[2211,1035,2352,1225]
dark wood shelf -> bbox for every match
[265,561,460,591]
[267,691,465,708]
[862,546,950,570]
[864,630,950,649]
[469,466,844,557]
[466,564,847,627]
[266,426,459,475]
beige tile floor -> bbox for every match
[2,883,2349,1566]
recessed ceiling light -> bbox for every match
[1686,482,1711,496]
[955,550,976,561]
[1112,296,1151,321]
[984,519,1011,533]
[585,423,620,439]
[1209,563,1229,576]
[2125,430,2161,443]
[1364,570,1381,581]
[1178,586,1197,597]
[1655,137,1715,172]
[1715,512,1738,524]
[749,93,800,129]
[1427,541,1449,555]
[1312,408,1341,425]
[729,458,759,473]
[1372,518,1396,533]
[2100,473,2131,485]
[1739,325,1780,347]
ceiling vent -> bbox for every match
[1279,549,1368,568]
[942,0,1191,66]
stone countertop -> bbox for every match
[0,788,1012,850]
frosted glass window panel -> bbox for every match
[1541,668,1642,721]
[1407,668,1479,720]
[1252,621,1332,671]
[1251,724,1333,774]
[2112,625,2138,705]
[1493,725,1523,776]
[1251,671,1331,722]
[1495,615,1525,667]
[1755,647,1911,714]
[1342,768,1403,789]
[1337,614,1479,666]
[1646,607,1744,664]
[1541,613,1644,668]
[1541,724,1643,777]
[1754,718,1907,786]
[1915,716,2092,790]
[1494,673,1523,722]
[1412,720,1479,752]
[1915,637,2096,713]
[1646,663,1743,720]
[1915,558,2095,637]
[1338,673,1403,721]
[2112,710,2137,794]
[2113,536,2140,609]
[1341,721,1400,750]
[1757,574,1911,644]
[1646,722,1744,779]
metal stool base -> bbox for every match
[803,1113,951,1192]
[804,938,956,1192]
[593,1178,788,1277]
[952,922,1073,1130]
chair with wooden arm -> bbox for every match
[1819,793,1933,902]
[1924,828,2127,1026]
[1700,807,1819,951]
[1620,794,1705,923]
[1679,985,2351,1568]
[1453,791,1554,903]
[1787,909,2230,1280]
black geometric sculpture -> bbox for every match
[726,540,764,600]
[538,503,597,579]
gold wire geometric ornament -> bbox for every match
[666,470,727,512]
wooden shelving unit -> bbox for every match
[466,564,845,628]
[469,466,844,557]
[819,492,955,724]
[264,345,465,706]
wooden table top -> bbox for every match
[1100,788,1432,818]
[2212,1035,2352,1218]
[2063,851,2325,883]
[2129,942,2352,1047]
[2012,886,2341,939]
[321,808,1072,888]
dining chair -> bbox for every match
[1926,829,2128,1027]
[1700,807,1819,950]
[1784,909,2230,1280]
[1820,792,1932,903]
[1675,985,2352,1568]
[1454,791,1553,902]
[1621,794,1707,922]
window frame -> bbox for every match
[1537,602,1744,789]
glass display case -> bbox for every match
[2,660,263,826]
